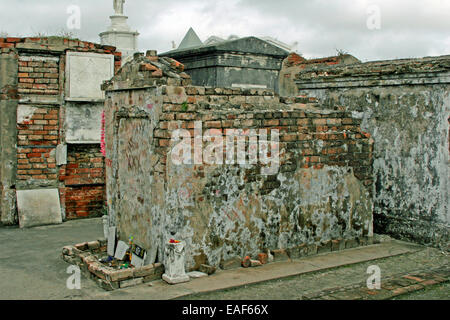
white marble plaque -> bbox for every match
[131,253,145,268]
[114,240,129,260]
[107,227,116,256]
[65,102,103,143]
[56,144,67,165]
[17,189,62,228]
[66,52,114,101]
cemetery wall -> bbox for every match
[294,55,450,249]
[0,37,121,225]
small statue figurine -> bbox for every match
[113,0,125,15]
[162,240,190,284]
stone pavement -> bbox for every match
[302,266,450,300]
[0,218,448,300]
[393,282,450,300]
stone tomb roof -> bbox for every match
[177,27,203,50]
[162,36,289,58]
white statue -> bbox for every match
[114,0,125,15]
[162,240,190,284]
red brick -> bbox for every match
[44,73,59,79]
[32,175,47,179]
[0,43,14,48]
[281,134,297,142]
[32,84,48,90]
[28,61,43,68]
[31,114,44,120]
[258,253,268,264]
[342,118,354,125]
[27,153,42,158]
[28,135,43,140]
[421,279,439,286]
[263,119,279,126]
[19,78,34,84]
[205,121,221,128]
[34,120,49,125]
[6,37,21,43]
[32,164,47,169]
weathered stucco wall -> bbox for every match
[0,50,18,224]
[103,53,374,270]
[295,56,450,249]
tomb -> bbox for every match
[101,51,374,271]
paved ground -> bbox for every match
[182,250,449,300]
[393,282,450,300]
[0,218,448,300]
[0,218,105,300]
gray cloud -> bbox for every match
[0,0,448,61]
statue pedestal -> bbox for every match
[99,14,139,63]
[107,15,131,31]
[162,241,190,284]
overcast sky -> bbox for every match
[0,0,449,61]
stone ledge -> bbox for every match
[220,236,375,270]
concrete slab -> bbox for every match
[107,226,116,256]
[16,188,62,228]
[65,102,103,143]
[114,240,129,260]
[56,144,67,166]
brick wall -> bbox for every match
[0,36,121,224]
[294,55,450,249]
[59,144,105,219]
[63,185,105,219]
[61,144,105,185]
[103,53,374,267]
[16,106,59,181]
[18,56,59,95]
[150,89,373,189]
